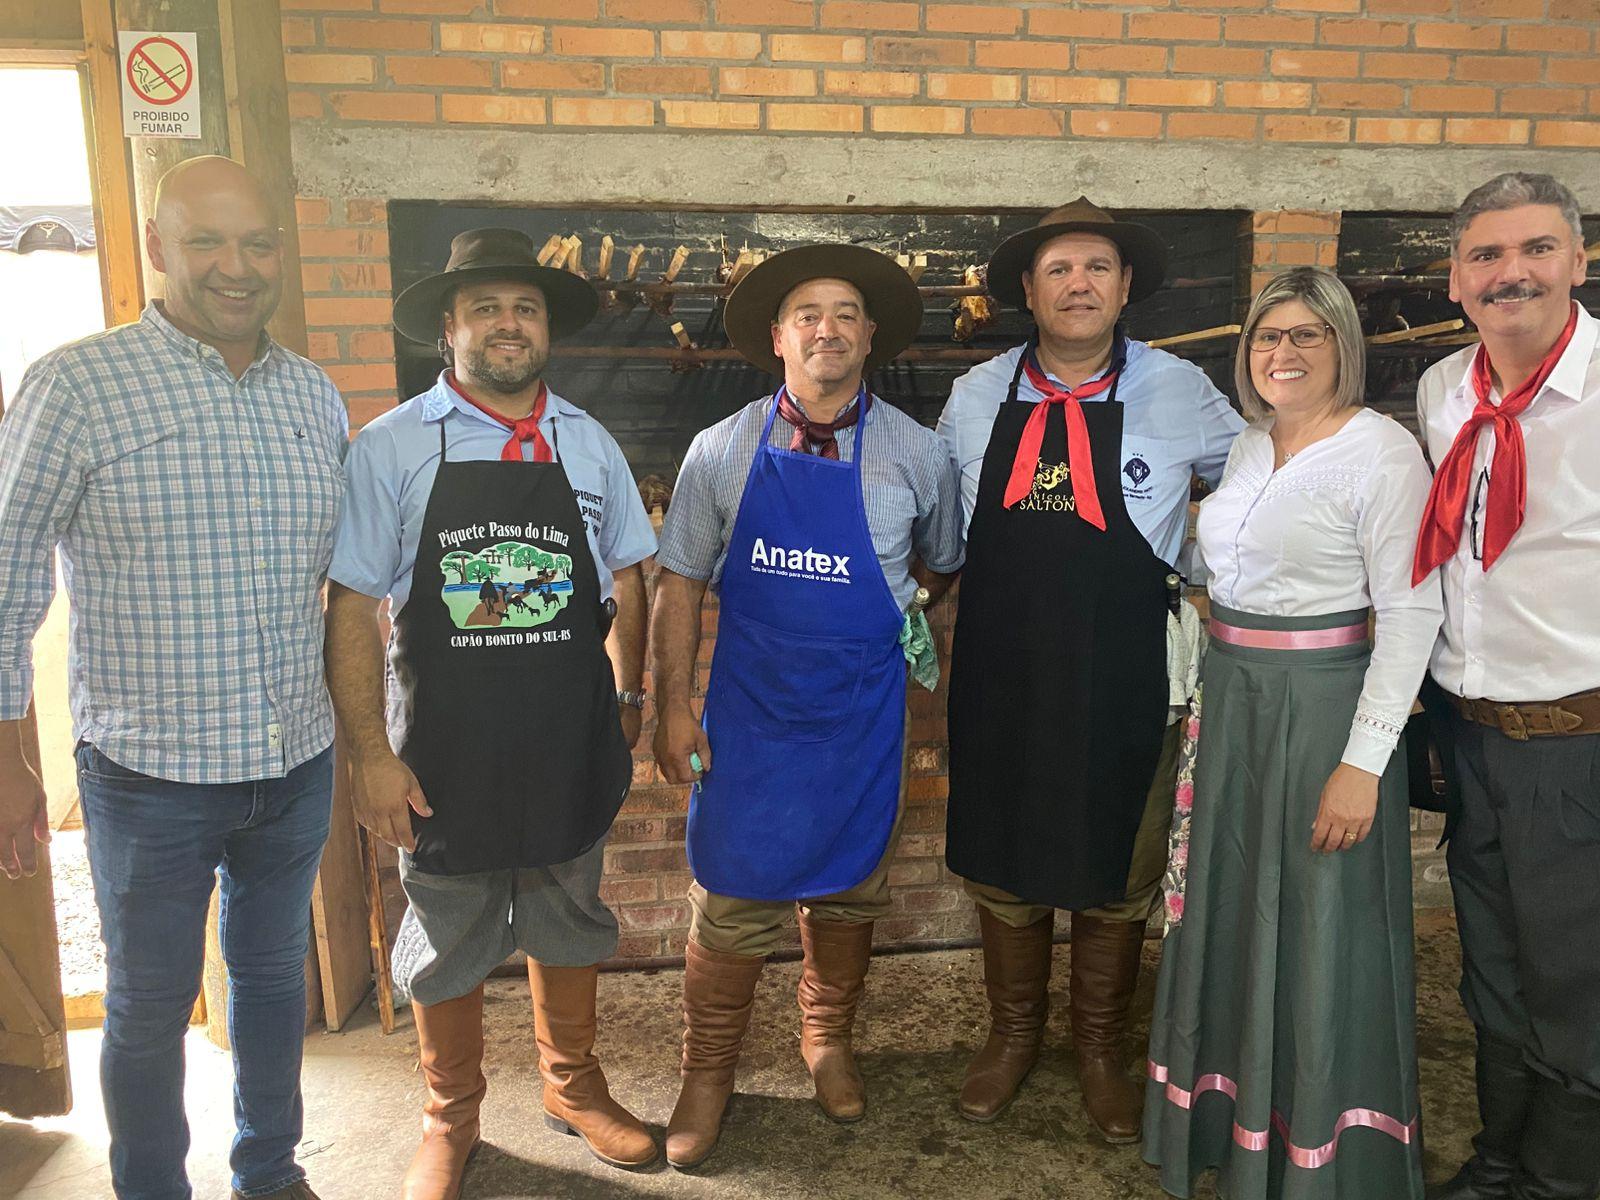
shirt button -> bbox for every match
[255,558,268,570]
[251,498,262,509]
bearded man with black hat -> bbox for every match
[650,245,965,1168]
[324,228,660,1198]
[936,198,1245,1143]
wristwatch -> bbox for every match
[616,688,647,710]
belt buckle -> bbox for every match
[1496,704,1530,741]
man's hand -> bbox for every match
[653,700,711,786]
[619,703,643,750]
[0,760,50,880]
[1310,762,1379,854]
[351,749,431,853]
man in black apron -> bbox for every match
[324,230,660,1198]
[650,245,965,1168]
[937,199,1244,1144]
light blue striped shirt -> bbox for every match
[329,373,657,614]
[937,340,1245,567]
[655,393,965,608]
[0,304,348,783]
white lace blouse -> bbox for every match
[1197,407,1444,775]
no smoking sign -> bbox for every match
[119,31,202,139]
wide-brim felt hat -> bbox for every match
[985,196,1168,309]
[723,243,924,377]
[392,227,599,345]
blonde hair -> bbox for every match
[1234,267,1365,421]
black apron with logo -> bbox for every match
[946,342,1171,911]
[388,421,630,875]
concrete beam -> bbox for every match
[292,124,1600,213]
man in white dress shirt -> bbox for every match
[1414,172,1600,1200]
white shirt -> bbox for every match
[1199,408,1443,775]
[936,340,1245,567]
[1416,303,1600,702]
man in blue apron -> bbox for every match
[324,229,660,1198]
[937,199,1244,1143]
[650,244,965,1168]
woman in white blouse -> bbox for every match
[1141,267,1442,1200]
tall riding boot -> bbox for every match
[1510,1074,1600,1200]
[959,907,1054,1122]
[403,986,486,1200]
[1069,912,1147,1144]
[528,961,657,1170]
[666,940,766,1169]
[797,913,876,1123]
[1428,1029,1536,1200]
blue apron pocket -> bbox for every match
[712,610,867,743]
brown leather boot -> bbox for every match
[796,913,876,1123]
[1069,912,1147,1144]
[529,960,658,1170]
[959,907,1054,1122]
[665,940,765,1169]
[402,986,486,1200]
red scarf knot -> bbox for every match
[445,371,553,463]
[1411,302,1578,585]
[776,387,865,461]
[1001,355,1115,531]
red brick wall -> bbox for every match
[282,1,1595,960]
[280,1,1600,147]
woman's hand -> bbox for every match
[1310,762,1379,853]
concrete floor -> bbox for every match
[3,910,1475,1200]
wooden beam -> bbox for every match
[114,0,232,305]
[313,732,377,1031]
[1149,324,1242,349]
[1368,318,1466,345]
[78,0,143,327]
[0,43,83,62]
[216,0,309,356]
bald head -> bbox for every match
[146,156,284,363]
[153,155,277,231]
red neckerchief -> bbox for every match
[1412,302,1578,583]
[776,386,865,460]
[1001,355,1116,530]
[445,371,552,463]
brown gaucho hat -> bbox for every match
[392,227,599,345]
[986,197,1168,308]
[722,244,924,377]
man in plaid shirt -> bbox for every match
[0,157,346,1200]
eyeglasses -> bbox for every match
[1248,322,1334,352]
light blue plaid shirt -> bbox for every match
[0,304,348,783]
[656,393,965,608]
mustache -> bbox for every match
[1480,284,1545,304]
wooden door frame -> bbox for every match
[0,24,141,1121]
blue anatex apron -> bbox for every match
[688,389,906,901]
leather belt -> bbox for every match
[1446,687,1600,741]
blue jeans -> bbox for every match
[77,743,334,1200]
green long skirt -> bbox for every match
[1141,603,1424,1200]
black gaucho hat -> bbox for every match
[392,227,599,344]
[985,196,1168,308]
